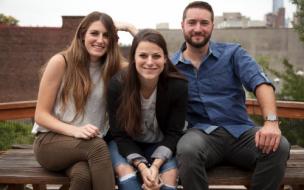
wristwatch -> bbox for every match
[134,160,149,168]
[264,114,279,122]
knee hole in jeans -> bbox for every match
[115,163,136,178]
[160,168,178,186]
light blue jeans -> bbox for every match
[108,141,177,190]
[108,141,176,172]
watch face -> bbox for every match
[266,114,278,121]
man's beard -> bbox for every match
[184,32,212,48]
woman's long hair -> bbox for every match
[59,11,124,120]
[117,29,185,137]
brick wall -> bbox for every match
[159,28,304,72]
[0,16,303,102]
[0,16,131,103]
[0,25,71,102]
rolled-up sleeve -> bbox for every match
[126,153,148,164]
[151,145,173,160]
[233,46,275,93]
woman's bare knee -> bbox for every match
[114,164,135,177]
[160,168,178,186]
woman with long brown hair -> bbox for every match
[32,11,137,190]
[107,29,188,190]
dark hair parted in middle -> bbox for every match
[117,29,186,136]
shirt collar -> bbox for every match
[209,41,220,59]
[172,41,219,66]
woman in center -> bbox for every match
[107,29,188,190]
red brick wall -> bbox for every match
[0,24,75,102]
[0,16,131,103]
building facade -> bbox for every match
[273,0,284,13]
[1,16,303,102]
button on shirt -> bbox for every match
[171,41,274,138]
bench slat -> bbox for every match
[0,169,69,184]
[0,148,303,186]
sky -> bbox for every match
[0,0,297,44]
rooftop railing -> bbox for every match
[0,99,304,121]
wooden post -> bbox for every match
[7,184,25,190]
[33,184,47,190]
[59,184,70,190]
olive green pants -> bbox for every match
[33,132,115,190]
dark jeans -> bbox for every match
[176,127,290,190]
[33,132,115,190]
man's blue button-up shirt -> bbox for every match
[171,41,274,138]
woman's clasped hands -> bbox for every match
[139,164,163,190]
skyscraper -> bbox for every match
[273,0,284,13]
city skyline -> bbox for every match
[273,0,285,13]
[0,0,297,44]
[0,0,296,28]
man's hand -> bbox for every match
[114,21,138,36]
[255,121,281,154]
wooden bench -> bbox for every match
[0,146,303,190]
[0,146,69,190]
[1,100,304,190]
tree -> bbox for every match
[0,13,18,25]
[260,58,304,101]
[292,0,304,42]
[256,57,304,147]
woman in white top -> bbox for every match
[32,11,137,190]
[107,29,188,190]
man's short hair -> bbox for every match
[182,1,214,22]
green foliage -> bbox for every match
[0,121,34,151]
[260,58,304,101]
[280,119,304,146]
[292,0,304,42]
[255,56,304,147]
[251,115,304,146]
[291,1,304,125]
[278,60,304,101]
[0,13,18,25]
